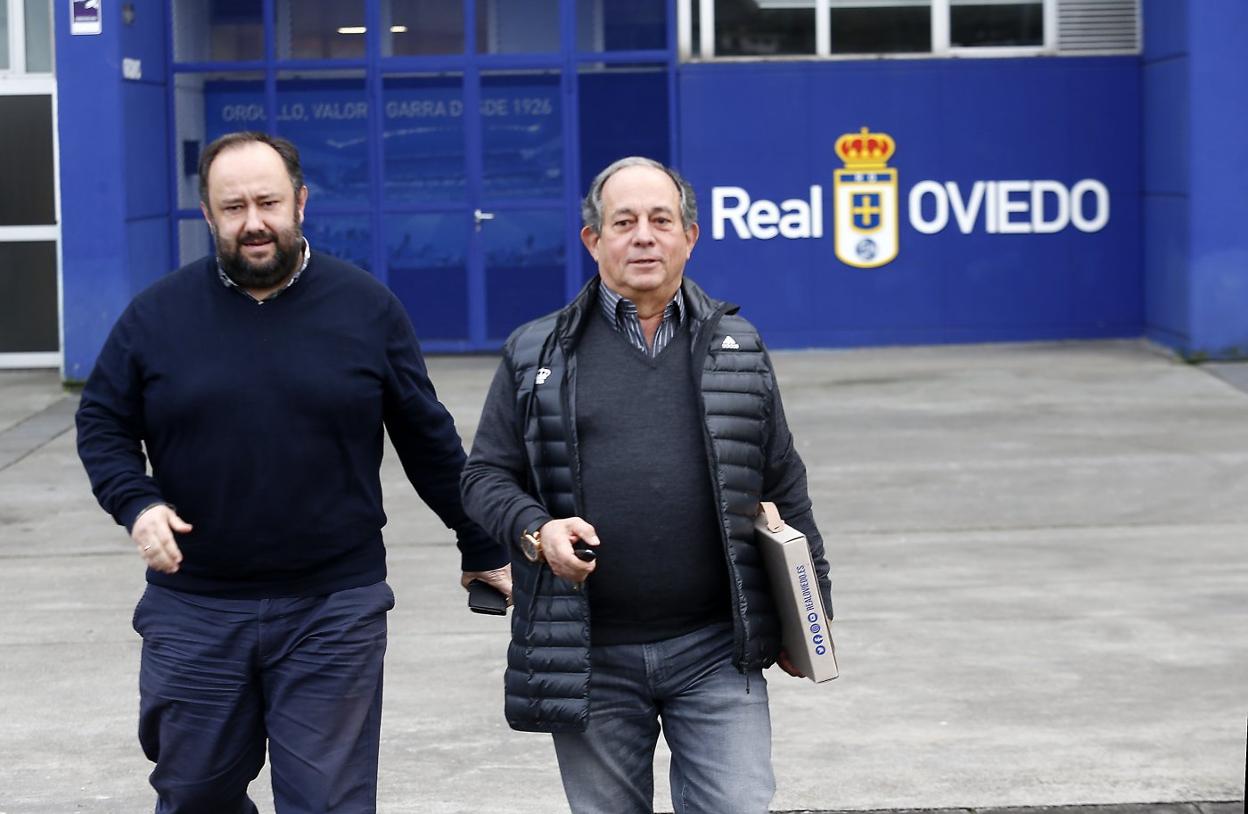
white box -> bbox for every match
[755,502,839,683]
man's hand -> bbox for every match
[131,504,190,574]
[776,649,805,678]
[538,517,600,584]
[461,563,513,602]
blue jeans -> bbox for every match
[132,582,394,814]
[551,622,774,814]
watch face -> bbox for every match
[521,534,541,562]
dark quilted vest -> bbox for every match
[501,277,783,733]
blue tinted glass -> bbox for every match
[386,213,470,341]
[483,208,566,340]
[303,214,371,272]
[274,75,369,209]
[279,0,367,60]
[478,0,558,53]
[482,72,563,201]
[384,75,467,204]
[386,0,465,55]
[577,0,666,52]
[172,0,264,62]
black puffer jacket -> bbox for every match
[461,276,832,733]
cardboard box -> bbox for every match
[755,502,839,683]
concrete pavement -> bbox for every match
[0,340,1244,813]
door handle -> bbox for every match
[474,208,495,231]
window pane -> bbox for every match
[0,3,10,70]
[577,63,669,282]
[0,96,55,226]
[303,214,371,271]
[385,0,464,56]
[0,242,59,353]
[482,71,563,202]
[383,74,466,205]
[176,72,266,209]
[385,213,469,341]
[178,218,213,267]
[478,0,559,54]
[577,0,666,52]
[25,0,54,73]
[691,0,701,57]
[173,0,265,63]
[714,0,814,57]
[951,1,1043,47]
[276,71,369,209]
[830,3,931,54]
[485,208,566,341]
[278,0,368,60]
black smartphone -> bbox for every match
[573,541,597,562]
[467,579,508,615]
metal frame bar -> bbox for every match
[464,0,485,345]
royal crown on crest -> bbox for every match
[835,127,895,169]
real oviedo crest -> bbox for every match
[833,127,898,269]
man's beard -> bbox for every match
[216,223,303,290]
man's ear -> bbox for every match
[200,202,214,234]
[296,185,309,224]
[684,222,699,257]
[580,225,600,261]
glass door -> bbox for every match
[477,69,567,344]
[381,0,570,350]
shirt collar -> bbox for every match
[217,236,311,302]
[597,279,685,326]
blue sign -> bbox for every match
[677,57,1142,348]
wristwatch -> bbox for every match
[520,528,544,563]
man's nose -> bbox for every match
[243,204,265,232]
[633,219,656,244]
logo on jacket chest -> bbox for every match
[535,367,552,385]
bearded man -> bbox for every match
[75,132,510,813]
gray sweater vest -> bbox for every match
[575,313,730,645]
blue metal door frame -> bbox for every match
[166,0,677,351]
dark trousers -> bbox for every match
[132,581,394,814]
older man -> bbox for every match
[76,132,509,813]
[460,156,833,814]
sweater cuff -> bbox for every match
[456,524,510,573]
[120,495,168,534]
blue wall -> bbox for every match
[677,58,1142,349]
[57,1,171,380]
[1186,3,1248,357]
[54,2,1248,371]
[1143,0,1248,358]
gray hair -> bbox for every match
[581,156,698,235]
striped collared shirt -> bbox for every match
[598,279,685,358]
[217,236,312,303]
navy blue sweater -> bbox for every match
[76,251,504,598]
